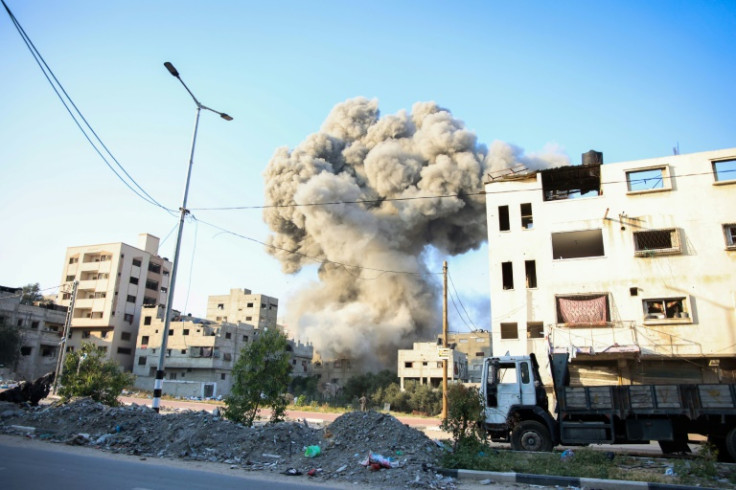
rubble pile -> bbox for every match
[0,399,451,488]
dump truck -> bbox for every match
[481,353,736,461]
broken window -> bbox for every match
[551,229,605,259]
[404,361,413,368]
[500,322,518,339]
[217,303,224,310]
[117,347,132,355]
[643,297,690,321]
[520,203,533,229]
[20,346,32,356]
[712,158,736,182]
[138,356,146,365]
[501,262,514,290]
[541,163,601,201]
[626,167,671,192]
[556,294,610,327]
[633,229,681,256]
[183,329,189,336]
[526,322,544,339]
[144,316,152,325]
[723,224,736,249]
[498,205,510,231]
[525,260,537,288]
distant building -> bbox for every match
[133,307,312,398]
[55,233,171,371]
[485,148,736,386]
[397,342,468,390]
[206,288,278,329]
[0,285,67,380]
[441,330,492,382]
[310,353,355,397]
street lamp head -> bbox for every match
[220,113,233,121]
[163,61,179,78]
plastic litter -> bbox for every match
[560,449,574,462]
[665,467,675,476]
[304,445,321,457]
[360,451,393,469]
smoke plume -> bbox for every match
[263,97,566,368]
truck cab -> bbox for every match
[481,353,558,451]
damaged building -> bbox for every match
[485,147,736,387]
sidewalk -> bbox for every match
[441,467,720,490]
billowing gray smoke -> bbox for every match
[263,97,567,368]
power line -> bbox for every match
[448,272,479,331]
[189,168,734,212]
[192,216,441,276]
[1,0,175,215]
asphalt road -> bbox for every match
[0,436,349,490]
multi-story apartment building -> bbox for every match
[397,342,468,390]
[439,330,492,382]
[0,285,67,380]
[206,288,278,329]
[485,148,736,387]
[133,306,313,398]
[55,233,171,371]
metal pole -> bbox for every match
[441,261,448,420]
[53,280,78,395]
[151,62,232,413]
[151,107,200,413]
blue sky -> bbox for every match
[1,1,734,334]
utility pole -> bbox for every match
[53,280,78,394]
[441,261,448,420]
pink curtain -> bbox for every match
[558,295,607,326]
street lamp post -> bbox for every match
[152,62,232,413]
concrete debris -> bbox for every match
[0,372,54,406]
[0,400,452,489]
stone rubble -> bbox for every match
[0,399,453,489]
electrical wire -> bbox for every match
[188,167,735,212]
[447,272,479,331]
[1,0,175,215]
[192,216,441,276]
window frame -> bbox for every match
[723,224,736,250]
[642,296,692,325]
[625,165,672,194]
[712,158,736,184]
[500,322,518,339]
[633,228,682,257]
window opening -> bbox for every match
[501,262,514,290]
[526,322,544,338]
[551,229,604,259]
[713,159,736,182]
[644,297,689,320]
[633,229,681,256]
[498,205,510,231]
[500,322,518,339]
[626,168,668,192]
[525,260,537,288]
[723,224,736,249]
[520,203,533,229]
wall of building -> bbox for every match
[397,342,468,389]
[206,288,278,329]
[55,234,171,371]
[485,148,736,385]
[0,287,67,381]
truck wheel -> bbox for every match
[658,431,691,455]
[707,434,731,462]
[725,428,736,463]
[511,420,553,452]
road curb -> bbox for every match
[438,468,719,489]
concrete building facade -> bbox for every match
[485,148,736,386]
[133,306,313,399]
[206,288,278,329]
[55,233,171,371]
[0,286,67,380]
[441,330,492,382]
[397,342,468,390]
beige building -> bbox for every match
[310,353,356,397]
[397,342,468,390]
[55,233,171,371]
[0,286,67,381]
[485,148,736,386]
[133,307,313,398]
[206,288,278,329]
[441,330,492,382]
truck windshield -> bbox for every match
[492,363,518,384]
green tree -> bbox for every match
[0,321,22,367]
[440,383,485,447]
[20,283,43,305]
[225,328,291,426]
[58,342,134,406]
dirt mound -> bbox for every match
[0,399,452,488]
